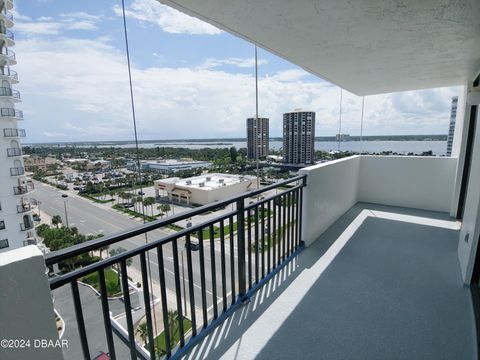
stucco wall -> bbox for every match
[299,156,360,246]
[0,246,63,360]
[358,156,458,213]
[301,155,458,247]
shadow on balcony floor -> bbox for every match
[183,203,477,360]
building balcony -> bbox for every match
[19,221,33,231]
[0,86,20,101]
[0,155,468,360]
[10,166,25,176]
[1,0,13,11]
[1,107,23,120]
[16,203,32,213]
[0,28,15,46]
[0,67,18,82]
[0,9,13,27]
[13,182,34,195]
[3,128,26,137]
[6,147,22,157]
[0,47,16,65]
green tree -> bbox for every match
[229,147,238,163]
[51,215,62,228]
[136,322,148,345]
[143,197,155,216]
[160,204,171,217]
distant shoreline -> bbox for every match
[25,134,447,146]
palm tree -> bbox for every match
[157,205,164,219]
[109,247,132,289]
[160,204,171,217]
[143,197,155,217]
[51,215,62,228]
[136,322,148,345]
[167,310,180,349]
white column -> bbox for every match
[0,246,63,360]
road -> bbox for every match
[33,181,235,328]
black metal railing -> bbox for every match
[1,108,23,119]
[13,182,34,195]
[1,10,13,21]
[0,86,20,99]
[0,48,15,61]
[0,67,17,80]
[45,175,307,360]
[7,147,22,157]
[0,29,14,41]
[3,128,26,137]
[10,166,25,176]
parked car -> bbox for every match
[124,203,134,208]
[186,238,200,251]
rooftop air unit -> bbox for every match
[199,182,205,188]
[186,180,192,185]
[219,178,224,183]
[206,176,211,181]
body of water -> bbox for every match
[99,140,447,156]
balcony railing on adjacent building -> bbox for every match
[0,67,17,80]
[6,147,22,157]
[0,29,14,41]
[13,182,34,195]
[1,9,13,22]
[3,128,26,137]
[10,167,25,176]
[0,47,16,62]
[17,203,32,213]
[45,176,306,360]
[1,108,23,119]
[20,221,34,231]
[0,86,20,99]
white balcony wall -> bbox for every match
[299,156,360,246]
[301,155,458,246]
[0,246,63,360]
[358,156,458,213]
[458,106,480,283]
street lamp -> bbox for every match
[61,194,69,228]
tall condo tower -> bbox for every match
[283,110,315,164]
[246,117,269,159]
[0,0,36,253]
[446,96,458,157]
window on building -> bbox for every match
[0,239,8,249]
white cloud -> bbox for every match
[15,11,102,36]
[199,57,268,70]
[15,21,62,35]
[113,0,222,35]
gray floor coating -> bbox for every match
[182,203,477,360]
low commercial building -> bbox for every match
[128,159,212,174]
[23,155,60,172]
[154,173,257,205]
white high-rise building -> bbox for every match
[283,110,315,165]
[446,96,458,156]
[0,0,36,253]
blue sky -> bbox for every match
[13,0,461,142]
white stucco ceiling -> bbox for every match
[160,0,480,95]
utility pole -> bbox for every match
[63,197,69,228]
[255,45,260,190]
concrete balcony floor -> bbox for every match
[183,203,477,360]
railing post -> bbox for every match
[236,198,247,299]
